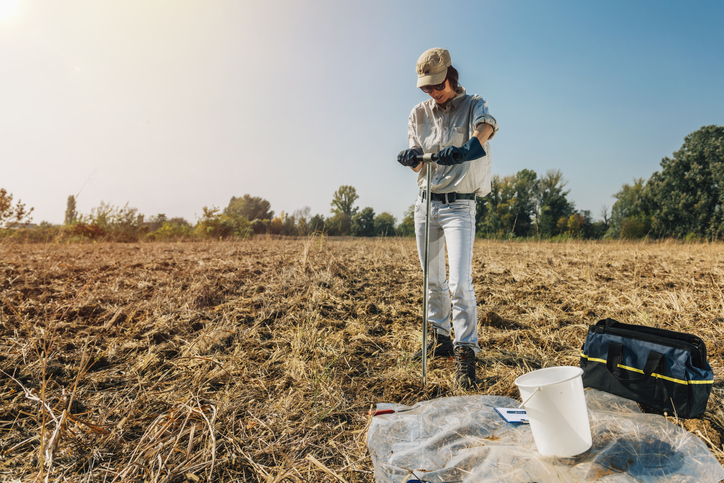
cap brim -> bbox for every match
[417,70,447,88]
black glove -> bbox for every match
[397,147,423,168]
[436,137,486,166]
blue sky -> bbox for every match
[2,0,723,225]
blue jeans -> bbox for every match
[414,197,479,353]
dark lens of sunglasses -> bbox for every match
[420,81,446,94]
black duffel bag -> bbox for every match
[580,318,714,418]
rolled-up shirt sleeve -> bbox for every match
[408,110,422,150]
[472,98,499,140]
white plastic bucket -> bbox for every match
[514,366,592,457]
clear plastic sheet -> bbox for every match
[367,389,724,483]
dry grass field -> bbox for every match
[1,237,724,482]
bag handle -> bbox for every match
[607,342,664,383]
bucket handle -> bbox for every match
[520,386,541,407]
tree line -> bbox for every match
[476,125,724,240]
[0,185,400,242]
[607,125,724,240]
[1,125,722,241]
[219,185,399,238]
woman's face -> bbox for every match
[424,79,456,105]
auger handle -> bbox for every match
[412,153,438,163]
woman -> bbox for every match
[398,48,498,389]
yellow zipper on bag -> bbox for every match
[580,353,713,386]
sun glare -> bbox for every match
[0,0,19,21]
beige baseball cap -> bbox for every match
[416,48,451,87]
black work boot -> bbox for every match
[455,346,476,389]
[412,332,455,361]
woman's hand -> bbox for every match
[437,137,486,165]
[397,147,423,168]
[436,123,494,165]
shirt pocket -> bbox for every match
[444,127,466,149]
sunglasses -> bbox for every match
[420,80,447,94]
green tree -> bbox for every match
[168,216,190,226]
[646,125,724,238]
[65,195,77,225]
[225,194,273,221]
[352,207,375,236]
[509,169,539,236]
[330,185,359,218]
[268,213,284,235]
[397,204,415,237]
[496,175,519,235]
[294,206,311,235]
[0,188,34,228]
[566,213,586,238]
[150,217,193,240]
[308,214,325,234]
[197,206,251,238]
[282,212,297,236]
[476,175,505,237]
[147,213,167,232]
[577,210,597,239]
[251,219,268,234]
[64,201,146,241]
[77,201,144,240]
[594,206,611,238]
[607,178,652,238]
[326,212,351,236]
[374,212,397,236]
[621,218,645,239]
[196,206,234,238]
[476,170,539,238]
[536,170,575,237]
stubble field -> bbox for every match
[1,237,723,482]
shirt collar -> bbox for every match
[433,85,466,111]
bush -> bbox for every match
[620,218,645,239]
[308,215,325,235]
[149,221,194,241]
[374,212,396,237]
[397,205,415,237]
[195,207,252,239]
[268,216,284,235]
[68,202,145,241]
[282,213,298,236]
[251,219,268,234]
[68,222,106,240]
[0,188,34,228]
[684,232,705,243]
[0,224,60,243]
[326,213,351,236]
[566,214,586,238]
[265,212,298,236]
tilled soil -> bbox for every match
[1,238,723,481]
